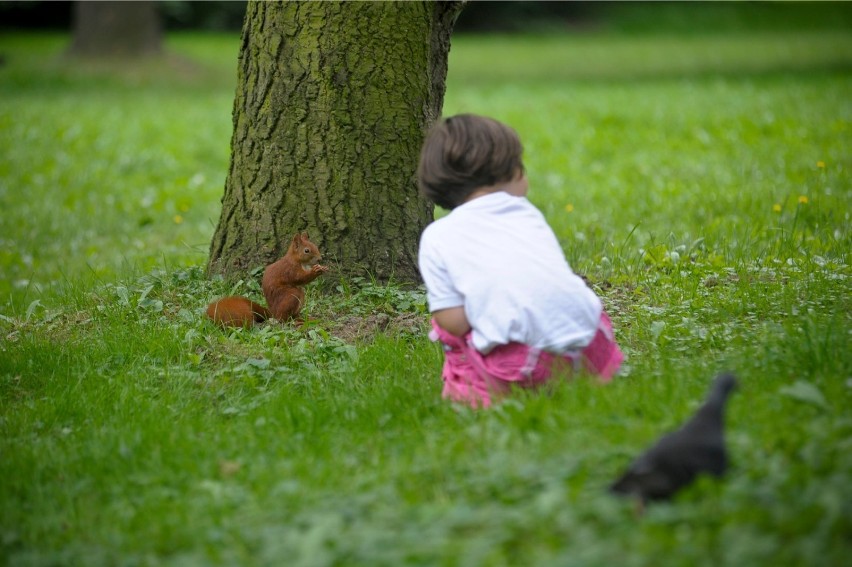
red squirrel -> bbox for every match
[206,232,328,328]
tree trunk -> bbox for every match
[207,1,463,284]
[68,1,162,58]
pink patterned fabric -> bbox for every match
[429,312,623,408]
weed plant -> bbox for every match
[1,13,851,567]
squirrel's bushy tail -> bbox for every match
[206,296,271,328]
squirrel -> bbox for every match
[206,232,329,328]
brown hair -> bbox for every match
[417,114,524,210]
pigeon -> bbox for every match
[610,372,738,504]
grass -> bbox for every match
[1,14,851,567]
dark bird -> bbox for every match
[610,372,738,504]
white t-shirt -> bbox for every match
[418,191,602,354]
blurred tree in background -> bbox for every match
[67,1,162,58]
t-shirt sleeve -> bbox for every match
[418,228,464,313]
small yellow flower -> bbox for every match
[173,215,184,224]
[816,161,825,168]
[772,203,782,213]
[565,203,574,213]
[798,196,809,205]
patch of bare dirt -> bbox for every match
[326,312,428,344]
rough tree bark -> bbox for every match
[207,1,463,284]
[68,1,162,58]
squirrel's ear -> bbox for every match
[292,232,302,246]
[301,231,310,240]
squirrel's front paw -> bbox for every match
[313,264,329,274]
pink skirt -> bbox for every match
[429,312,623,408]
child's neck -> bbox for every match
[464,176,528,204]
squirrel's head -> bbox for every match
[290,231,321,265]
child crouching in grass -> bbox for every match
[417,114,623,408]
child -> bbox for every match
[417,113,623,408]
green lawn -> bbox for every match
[1,20,851,567]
